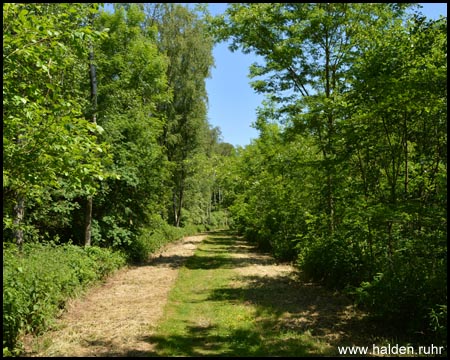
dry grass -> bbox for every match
[22,233,386,357]
[147,234,384,357]
[22,235,206,357]
[225,239,378,351]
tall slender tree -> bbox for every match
[85,15,99,247]
[150,3,214,227]
[211,3,414,236]
[83,3,171,247]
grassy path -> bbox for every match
[25,231,383,357]
[148,231,378,357]
[23,235,207,357]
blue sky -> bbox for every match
[206,3,448,147]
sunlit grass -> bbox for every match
[149,232,331,357]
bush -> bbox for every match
[126,215,195,263]
[354,251,447,347]
[208,210,230,230]
[3,242,126,355]
[298,235,369,289]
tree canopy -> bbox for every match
[211,3,447,346]
[3,2,446,351]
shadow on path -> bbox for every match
[133,231,382,357]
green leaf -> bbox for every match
[95,124,105,134]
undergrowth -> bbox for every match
[3,219,210,357]
[3,242,126,357]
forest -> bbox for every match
[3,3,447,356]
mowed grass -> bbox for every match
[147,232,331,357]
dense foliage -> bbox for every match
[3,3,111,247]
[3,2,231,250]
[212,3,447,346]
[3,2,446,355]
[3,242,126,356]
[3,3,232,355]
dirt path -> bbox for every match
[23,235,207,357]
[224,237,377,351]
[24,232,378,357]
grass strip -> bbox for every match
[148,231,330,357]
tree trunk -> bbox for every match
[85,42,97,247]
[173,191,179,227]
[85,197,93,247]
[176,186,183,227]
[403,111,408,194]
[14,194,25,249]
[324,27,335,235]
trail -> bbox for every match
[220,237,375,351]
[23,235,207,357]
[24,232,378,357]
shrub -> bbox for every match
[298,235,368,289]
[3,242,126,355]
[126,215,195,263]
[354,250,447,346]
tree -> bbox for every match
[85,12,99,247]
[212,4,414,236]
[85,3,171,248]
[151,3,215,227]
[344,11,447,338]
[3,3,109,246]
[211,3,446,343]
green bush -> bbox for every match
[125,234,153,263]
[208,210,230,230]
[429,304,447,347]
[3,242,126,356]
[126,215,192,263]
[354,250,447,346]
[298,235,369,289]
